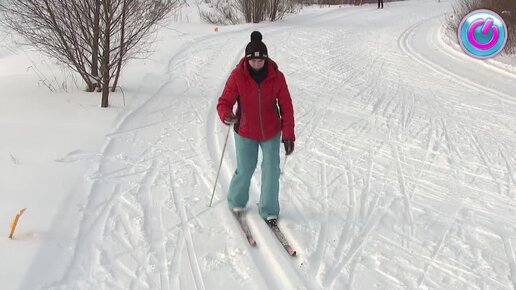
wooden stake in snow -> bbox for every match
[8,208,26,239]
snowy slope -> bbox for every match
[2,0,516,289]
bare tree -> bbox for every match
[268,0,298,21]
[237,0,263,23]
[199,0,298,25]
[199,2,242,25]
[0,0,98,91]
[269,0,282,21]
[92,0,102,89]
[0,0,181,107]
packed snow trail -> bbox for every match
[28,0,516,289]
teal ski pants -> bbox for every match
[227,132,281,219]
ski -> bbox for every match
[266,220,296,256]
[232,210,257,246]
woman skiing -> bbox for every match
[217,31,295,225]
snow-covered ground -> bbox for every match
[2,0,516,289]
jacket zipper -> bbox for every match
[258,84,266,139]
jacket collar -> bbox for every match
[237,57,278,81]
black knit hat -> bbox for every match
[245,31,268,59]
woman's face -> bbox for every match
[248,58,265,70]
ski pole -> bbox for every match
[209,124,232,207]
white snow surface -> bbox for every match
[2,0,516,289]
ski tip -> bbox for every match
[288,248,297,256]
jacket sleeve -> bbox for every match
[217,70,239,123]
[277,72,295,142]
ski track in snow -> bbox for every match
[43,1,516,289]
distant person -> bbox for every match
[217,31,295,226]
[378,0,384,9]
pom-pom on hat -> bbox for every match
[245,31,268,59]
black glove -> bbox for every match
[283,140,294,155]
[223,112,238,125]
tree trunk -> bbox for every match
[101,0,111,108]
[269,0,278,21]
[91,0,101,92]
[111,0,126,92]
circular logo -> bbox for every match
[458,9,507,59]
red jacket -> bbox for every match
[217,58,295,142]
